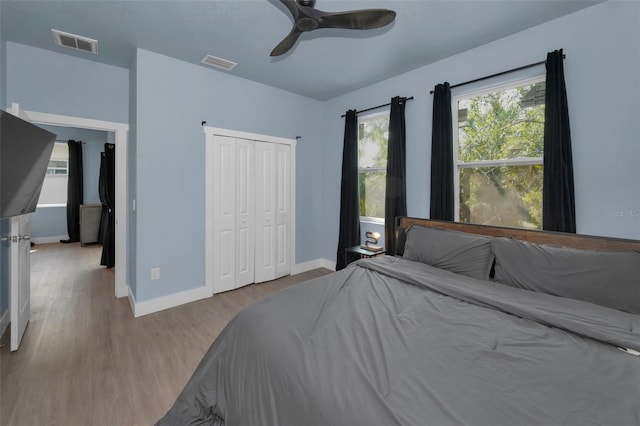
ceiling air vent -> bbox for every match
[201,54,237,71]
[52,29,98,54]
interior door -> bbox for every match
[10,214,31,351]
[254,142,276,284]
[235,139,255,288]
[274,144,291,279]
[212,136,237,293]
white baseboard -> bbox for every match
[127,289,136,316]
[0,309,9,339]
[130,285,212,318]
[291,258,335,275]
[31,236,68,245]
[127,258,335,318]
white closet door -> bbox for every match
[235,139,255,288]
[274,144,291,278]
[254,142,276,284]
[206,128,294,294]
[212,136,237,293]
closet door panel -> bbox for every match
[235,140,255,288]
[259,225,274,274]
[274,144,291,278]
[212,136,237,293]
[255,142,276,284]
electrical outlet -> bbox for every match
[151,267,160,280]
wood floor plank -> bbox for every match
[0,242,331,425]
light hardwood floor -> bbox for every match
[0,242,331,425]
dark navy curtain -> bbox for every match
[98,152,107,244]
[430,83,454,221]
[61,140,83,243]
[336,110,360,270]
[543,49,576,233]
[99,143,116,267]
[384,96,407,256]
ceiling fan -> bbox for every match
[271,0,396,57]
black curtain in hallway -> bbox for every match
[335,110,360,271]
[543,49,576,233]
[61,140,83,243]
[99,143,116,268]
[384,96,407,257]
[430,82,454,221]
[98,152,107,244]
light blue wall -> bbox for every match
[5,42,129,123]
[134,48,325,302]
[29,126,108,239]
[30,207,66,240]
[321,1,640,262]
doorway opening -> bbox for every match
[7,103,129,299]
[32,125,115,266]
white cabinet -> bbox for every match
[206,129,295,294]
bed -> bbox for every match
[157,218,640,426]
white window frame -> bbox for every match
[358,110,389,224]
[46,159,69,176]
[452,75,545,223]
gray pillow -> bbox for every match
[492,237,640,314]
[402,225,494,280]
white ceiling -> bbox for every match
[1,0,600,101]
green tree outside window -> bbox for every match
[457,82,545,229]
[358,115,389,219]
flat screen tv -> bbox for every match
[1,110,56,218]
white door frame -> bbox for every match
[7,103,129,298]
[204,126,296,295]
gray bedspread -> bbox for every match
[157,257,640,426]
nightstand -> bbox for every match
[344,245,386,266]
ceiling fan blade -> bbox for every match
[318,9,396,30]
[270,28,303,57]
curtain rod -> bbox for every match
[341,96,414,118]
[429,54,565,94]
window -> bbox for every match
[38,142,69,206]
[454,77,545,229]
[46,159,68,176]
[358,113,389,221]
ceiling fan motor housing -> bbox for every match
[297,18,318,31]
[297,0,316,7]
